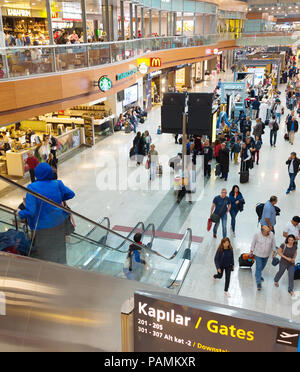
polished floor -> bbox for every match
[2,70,300,323]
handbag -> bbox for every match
[145,159,150,169]
[210,213,220,223]
[272,257,280,266]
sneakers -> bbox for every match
[257,284,262,291]
[224,291,231,297]
[286,189,290,195]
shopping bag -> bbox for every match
[207,218,212,232]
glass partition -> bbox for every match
[0,32,243,80]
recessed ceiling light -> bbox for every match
[259,7,262,10]
[278,7,281,9]
[265,7,268,10]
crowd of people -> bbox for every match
[4,49,299,302]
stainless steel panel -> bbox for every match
[0,252,169,352]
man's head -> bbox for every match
[220,188,227,198]
[291,152,297,159]
[269,196,278,205]
[292,216,300,227]
[261,225,271,236]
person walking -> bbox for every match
[251,97,260,120]
[287,116,298,145]
[213,237,235,297]
[253,118,263,143]
[252,136,262,165]
[269,114,279,147]
[148,144,158,181]
[240,142,252,172]
[203,139,213,178]
[229,185,245,236]
[274,235,298,296]
[274,99,284,123]
[260,196,278,233]
[210,188,231,239]
[133,132,145,166]
[232,139,241,165]
[26,151,39,183]
[144,130,152,153]
[250,225,276,291]
[18,163,75,264]
[286,152,300,194]
[219,142,230,181]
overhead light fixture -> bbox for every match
[259,7,262,10]
[278,7,281,9]
[265,7,268,10]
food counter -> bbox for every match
[6,128,82,177]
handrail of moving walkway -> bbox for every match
[69,216,110,246]
[0,175,192,261]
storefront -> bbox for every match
[2,7,49,45]
[192,61,204,84]
[0,96,117,178]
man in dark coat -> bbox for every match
[219,142,230,181]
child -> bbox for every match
[232,139,241,165]
[213,237,234,297]
[157,126,162,135]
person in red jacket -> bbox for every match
[26,151,39,183]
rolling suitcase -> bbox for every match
[239,253,255,268]
[240,161,249,184]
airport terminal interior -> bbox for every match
[0,0,300,353]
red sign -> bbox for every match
[150,58,162,68]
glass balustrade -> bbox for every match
[0,31,293,81]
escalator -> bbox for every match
[0,176,193,291]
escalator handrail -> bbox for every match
[141,223,155,247]
[68,217,110,246]
[115,221,145,251]
[0,203,20,231]
[0,175,193,262]
[0,203,17,214]
[167,227,193,290]
[0,174,151,252]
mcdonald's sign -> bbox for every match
[150,58,162,68]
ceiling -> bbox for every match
[246,0,300,18]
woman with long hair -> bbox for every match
[274,234,297,296]
[213,237,235,296]
[229,185,245,236]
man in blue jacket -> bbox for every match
[18,163,75,264]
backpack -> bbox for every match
[255,203,265,223]
[273,121,279,131]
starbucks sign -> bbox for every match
[98,76,112,92]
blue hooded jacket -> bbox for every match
[19,163,75,231]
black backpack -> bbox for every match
[255,203,265,223]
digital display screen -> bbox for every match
[124,84,138,106]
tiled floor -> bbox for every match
[2,69,300,322]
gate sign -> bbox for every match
[134,291,300,352]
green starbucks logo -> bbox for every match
[98,76,112,92]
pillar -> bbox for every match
[135,5,138,38]
[120,0,125,40]
[80,0,88,43]
[159,10,162,36]
[141,7,144,38]
[149,8,152,37]
[129,2,133,39]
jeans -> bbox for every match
[213,213,228,238]
[275,113,281,123]
[214,266,232,292]
[270,130,277,146]
[229,209,238,233]
[288,172,297,191]
[254,256,269,286]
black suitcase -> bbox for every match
[239,254,254,268]
[240,161,249,183]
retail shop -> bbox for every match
[2,6,49,45]
[0,97,117,178]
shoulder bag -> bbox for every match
[211,198,228,223]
